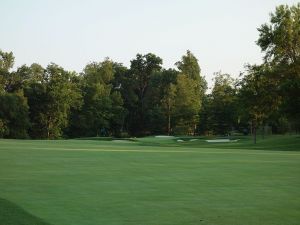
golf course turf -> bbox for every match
[0,135,299,225]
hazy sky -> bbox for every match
[1,0,298,88]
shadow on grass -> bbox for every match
[0,198,52,225]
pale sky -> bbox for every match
[0,0,298,88]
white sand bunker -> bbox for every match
[112,140,136,143]
[206,139,239,143]
[189,139,198,142]
[155,135,175,138]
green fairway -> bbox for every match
[0,136,300,225]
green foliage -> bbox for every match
[126,53,163,135]
[238,64,282,142]
[0,119,9,137]
[272,59,300,124]
[25,64,82,139]
[173,51,206,135]
[68,59,125,137]
[0,51,30,138]
[145,69,178,134]
[174,74,201,134]
[201,72,237,135]
[0,50,15,93]
[253,3,300,134]
[217,3,300,142]
[0,92,29,138]
[176,50,207,93]
[0,50,14,73]
[176,50,201,81]
[257,3,300,64]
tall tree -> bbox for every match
[209,72,237,135]
[257,4,300,64]
[238,65,280,143]
[127,53,162,135]
[175,50,207,95]
[160,70,178,135]
[256,3,300,130]
[198,94,213,135]
[0,50,15,93]
[69,59,125,137]
[0,50,30,138]
[174,50,206,134]
[146,69,178,134]
[25,64,82,139]
[174,74,201,134]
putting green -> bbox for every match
[0,136,299,225]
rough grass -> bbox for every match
[0,135,299,225]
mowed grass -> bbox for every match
[0,136,300,225]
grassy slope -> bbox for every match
[0,198,51,225]
[0,135,299,225]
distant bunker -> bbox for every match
[206,139,239,143]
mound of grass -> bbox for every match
[0,198,51,225]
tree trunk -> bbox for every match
[47,116,51,139]
[253,125,257,144]
[168,113,171,135]
[167,98,171,136]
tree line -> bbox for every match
[0,4,299,141]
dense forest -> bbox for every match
[0,4,299,141]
